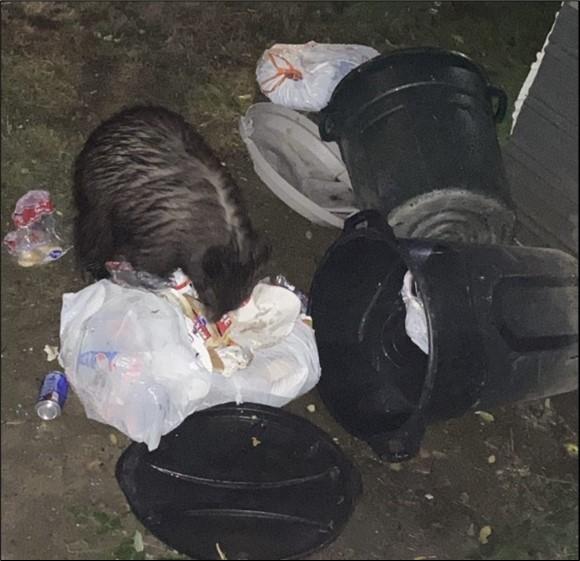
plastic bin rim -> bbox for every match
[309,222,438,414]
[327,46,492,104]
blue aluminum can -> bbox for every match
[35,371,69,420]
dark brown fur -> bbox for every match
[73,105,269,320]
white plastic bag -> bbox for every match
[59,280,320,450]
[256,41,379,112]
[401,271,430,355]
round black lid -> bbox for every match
[116,403,362,560]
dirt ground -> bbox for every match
[1,2,578,560]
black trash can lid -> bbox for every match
[116,403,362,560]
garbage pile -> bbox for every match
[58,267,320,450]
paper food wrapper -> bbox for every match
[163,281,309,376]
[230,284,302,349]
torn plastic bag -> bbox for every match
[3,190,71,267]
[59,280,320,450]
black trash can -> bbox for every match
[309,210,578,462]
[319,48,515,244]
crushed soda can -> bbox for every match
[36,371,69,420]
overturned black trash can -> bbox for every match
[309,210,578,462]
[319,47,515,244]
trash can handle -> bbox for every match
[319,112,338,142]
[343,209,393,237]
[487,86,508,123]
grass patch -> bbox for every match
[2,51,81,125]
[468,479,578,561]
[0,121,78,224]
[186,66,257,154]
[68,506,123,536]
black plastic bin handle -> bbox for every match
[343,209,393,237]
[488,85,508,123]
[319,112,338,142]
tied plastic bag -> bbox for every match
[401,271,429,354]
[3,190,71,267]
[59,279,321,450]
[256,41,379,112]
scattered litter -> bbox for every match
[3,190,71,267]
[388,462,403,472]
[487,454,497,464]
[401,271,429,354]
[306,403,317,413]
[474,410,495,423]
[35,371,69,421]
[459,492,470,505]
[414,463,432,476]
[251,436,261,447]
[479,525,493,544]
[305,230,313,240]
[43,344,59,362]
[133,530,144,552]
[467,523,476,537]
[564,442,578,458]
[431,450,447,460]
[86,459,102,471]
[424,493,434,501]
[216,542,228,560]
[256,42,379,112]
[238,94,252,101]
[109,433,118,446]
